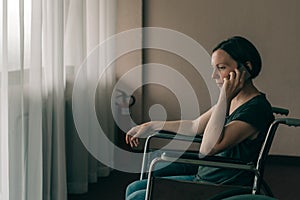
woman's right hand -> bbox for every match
[222,68,246,102]
[125,122,158,148]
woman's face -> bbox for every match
[211,49,239,88]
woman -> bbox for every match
[125,36,274,200]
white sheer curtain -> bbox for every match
[1,0,66,199]
[1,0,116,199]
[64,0,117,194]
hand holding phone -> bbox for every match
[227,63,251,80]
[223,64,252,101]
[238,63,251,80]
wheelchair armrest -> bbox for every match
[151,130,202,142]
[159,151,256,172]
[163,151,248,164]
[146,131,202,152]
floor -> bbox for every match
[263,157,300,200]
[68,156,300,200]
[67,170,139,200]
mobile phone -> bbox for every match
[238,63,251,80]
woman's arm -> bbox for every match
[199,89,258,155]
[125,107,213,148]
[200,69,258,155]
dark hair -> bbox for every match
[212,36,262,79]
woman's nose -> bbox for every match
[212,68,219,79]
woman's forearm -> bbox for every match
[126,107,213,147]
[155,120,198,136]
[200,88,227,155]
[151,108,213,137]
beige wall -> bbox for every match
[116,0,143,124]
[117,0,300,156]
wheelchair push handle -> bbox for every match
[275,118,300,127]
[284,118,300,127]
[271,107,289,116]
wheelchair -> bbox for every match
[137,107,299,200]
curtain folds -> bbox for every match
[0,0,116,199]
[65,0,117,194]
[1,0,67,199]
[1,0,10,200]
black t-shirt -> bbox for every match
[195,93,274,185]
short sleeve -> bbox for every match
[226,94,274,133]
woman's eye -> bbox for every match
[217,66,226,70]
